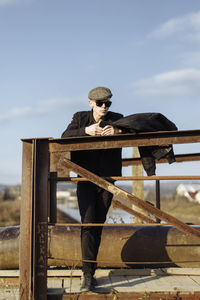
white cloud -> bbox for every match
[0,107,33,122]
[0,97,76,123]
[132,68,200,98]
[148,10,200,42]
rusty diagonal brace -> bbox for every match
[61,158,200,239]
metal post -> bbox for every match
[132,147,144,223]
[156,180,161,223]
[49,172,57,223]
[32,139,49,300]
[19,140,34,300]
[19,138,49,300]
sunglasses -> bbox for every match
[96,100,112,108]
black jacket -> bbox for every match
[61,110,123,177]
[100,112,177,133]
[100,112,178,176]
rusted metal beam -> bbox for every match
[49,129,200,152]
[122,153,200,166]
[49,172,57,223]
[155,180,161,223]
[32,139,49,300]
[19,141,33,300]
[132,147,144,224]
[20,139,50,300]
[47,292,200,300]
[61,158,200,239]
[53,175,200,182]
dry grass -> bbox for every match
[147,192,200,224]
[161,197,200,224]
[0,198,20,226]
[0,197,77,226]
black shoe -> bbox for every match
[91,276,98,287]
[81,273,93,292]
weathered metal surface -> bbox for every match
[132,147,144,223]
[32,139,49,300]
[47,291,200,300]
[122,152,200,166]
[50,152,71,176]
[61,158,200,239]
[49,129,200,152]
[47,293,200,300]
[54,175,200,182]
[47,225,200,269]
[49,172,57,223]
[52,225,200,268]
[156,180,161,223]
[19,141,33,300]
[3,225,200,269]
[19,139,49,300]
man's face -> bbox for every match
[89,99,112,118]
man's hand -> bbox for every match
[85,123,103,136]
[101,125,122,136]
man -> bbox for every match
[61,87,123,291]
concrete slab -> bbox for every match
[1,268,200,299]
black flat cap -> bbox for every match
[88,87,112,100]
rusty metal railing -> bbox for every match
[19,129,200,300]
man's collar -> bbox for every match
[90,109,111,122]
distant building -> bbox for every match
[176,184,200,203]
[56,190,71,200]
[56,190,77,207]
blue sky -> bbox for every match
[1,0,200,184]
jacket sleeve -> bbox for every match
[61,112,87,138]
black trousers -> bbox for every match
[77,181,113,275]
